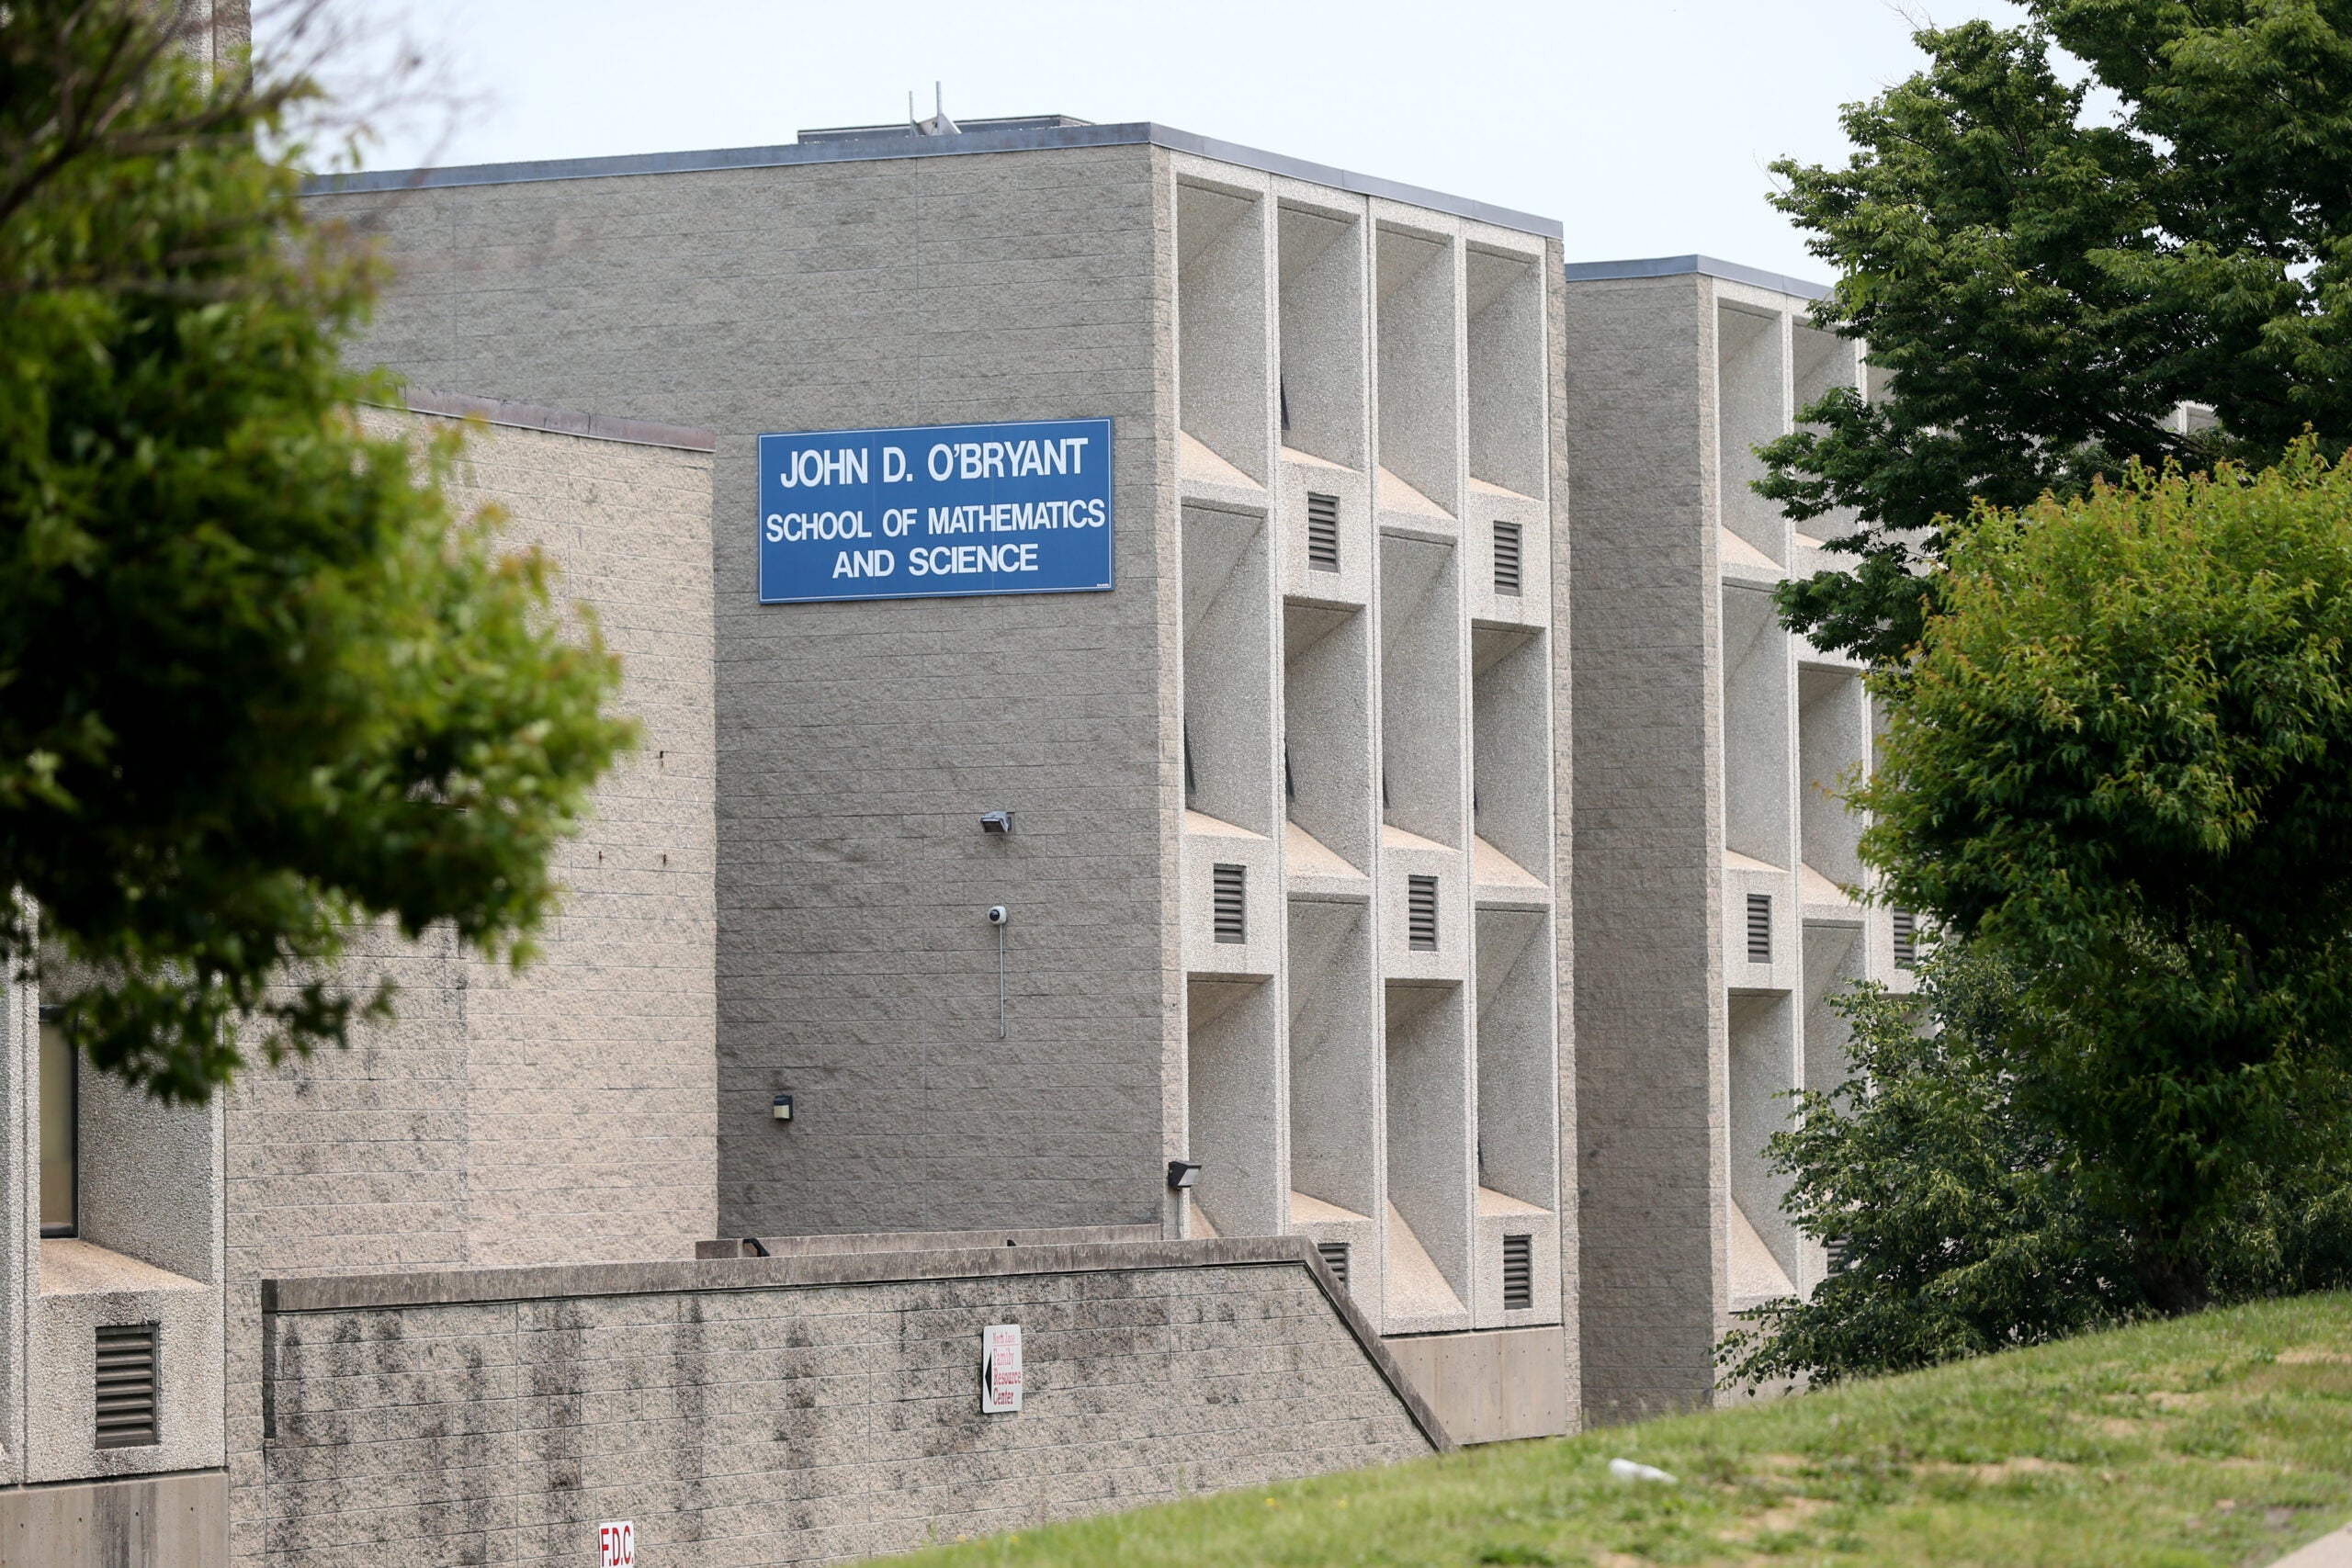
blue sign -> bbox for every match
[757,418,1114,604]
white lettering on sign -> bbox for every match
[775,447,869,488]
[908,543,1040,577]
[598,1520,635,1567]
[831,549,896,580]
[980,1324,1023,1414]
[757,417,1112,605]
[763,510,871,544]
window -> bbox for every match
[1492,520,1522,595]
[1306,492,1340,571]
[40,1007,74,1238]
[1746,895,1772,964]
[1408,875,1439,952]
[1212,863,1247,943]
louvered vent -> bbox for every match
[1317,1240,1351,1289]
[1408,875,1439,952]
[1493,521,1522,595]
[95,1324,158,1449]
[1826,1237,1854,1276]
[1746,894,1772,964]
[1306,492,1340,572]
[1212,863,1246,944]
[1502,1234,1533,1310]
[1893,908,1918,969]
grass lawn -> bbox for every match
[879,1292,2352,1567]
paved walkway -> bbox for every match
[2275,1525,2352,1567]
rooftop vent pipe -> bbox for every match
[912,83,959,137]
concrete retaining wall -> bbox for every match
[254,1239,1442,1566]
[0,1469,227,1568]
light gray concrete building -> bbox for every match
[304,117,1579,1438]
[1562,255,1910,1423]
[2,115,1585,1565]
[2,394,1450,1568]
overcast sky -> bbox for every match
[328,0,2024,282]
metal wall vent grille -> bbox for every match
[1826,1237,1854,1276]
[1493,521,1522,595]
[95,1324,158,1449]
[1746,894,1772,964]
[1502,1234,1533,1310]
[1893,908,1918,968]
[1212,863,1246,944]
[1408,875,1439,952]
[1317,1240,1350,1289]
[1306,492,1340,571]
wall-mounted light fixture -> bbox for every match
[1166,1159,1201,1191]
[772,1093,794,1123]
[980,811,1013,834]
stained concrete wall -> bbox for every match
[309,142,1183,1243]
[0,1469,227,1568]
[1566,274,1728,1422]
[255,1241,1440,1565]
[1566,260,1902,1416]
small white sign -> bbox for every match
[980,1324,1023,1413]
[598,1520,635,1567]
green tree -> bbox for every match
[1764,6,2352,666]
[1718,940,2352,1387]
[0,1,634,1100]
[1717,943,2140,1389]
[1856,445,2352,1312]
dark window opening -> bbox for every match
[40,1005,74,1239]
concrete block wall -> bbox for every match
[222,409,719,1567]
[1566,272,1726,1422]
[1566,259,1901,1421]
[313,141,1185,1243]
[254,1241,1439,1566]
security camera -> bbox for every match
[987,905,1009,925]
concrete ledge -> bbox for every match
[264,1235,1454,1453]
[301,121,1562,239]
[695,1223,1162,1259]
[1560,253,1829,301]
[0,1469,226,1568]
[380,389,718,452]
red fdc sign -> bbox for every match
[598,1520,634,1567]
